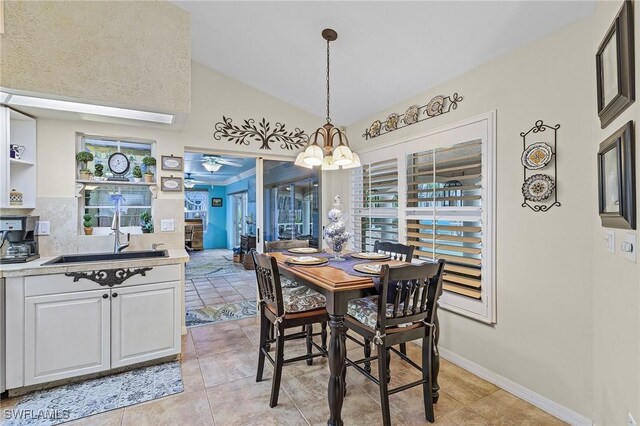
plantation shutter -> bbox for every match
[406,140,483,299]
[351,158,399,252]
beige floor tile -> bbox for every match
[199,350,263,388]
[181,331,198,361]
[236,316,260,327]
[193,328,253,358]
[222,294,246,303]
[435,407,492,425]
[436,359,499,405]
[201,297,225,306]
[207,377,308,426]
[181,358,206,394]
[467,390,566,426]
[241,324,261,346]
[122,389,214,426]
[218,289,240,296]
[66,408,124,425]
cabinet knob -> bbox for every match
[112,292,118,298]
[102,294,109,299]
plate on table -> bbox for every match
[285,256,329,266]
[353,263,384,275]
[350,252,390,260]
[287,247,321,254]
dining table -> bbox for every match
[269,251,441,426]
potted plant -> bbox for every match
[82,213,93,235]
[144,170,154,183]
[140,210,153,233]
[233,247,242,263]
[132,165,143,182]
[142,156,156,174]
[76,151,94,180]
[94,163,104,180]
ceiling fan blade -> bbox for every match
[215,158,243,167]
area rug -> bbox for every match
[185,250,240,279]
[3,362,183,426]
[186,300,257,328]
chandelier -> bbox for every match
[295,29,360,170]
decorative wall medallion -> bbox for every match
[522,174,555,202]
[404,105,420,125]
[214,116,309,150]
[521,142,553,170]
[363,93,464,139]
[65,267,153,287]
[369,120,382,137]
[385,113,399,131]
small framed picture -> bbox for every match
[161,176,182,192]
[596,0,635,129]
[598,121,635,229]
[161,155,183,171]
[212,198,223,207]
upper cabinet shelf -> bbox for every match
[1,106,37,209]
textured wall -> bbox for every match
[1,0,190,114]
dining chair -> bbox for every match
[251,250,329,407]
[344,260,445,425]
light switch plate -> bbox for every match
[621,233,636,263]
[35,221,50,236]
[605,230,615,253]
[160,219,175,232]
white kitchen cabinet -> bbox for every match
[24,289,111,385]
[111,281,180,368]
[0,106,37,209]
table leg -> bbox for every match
[327,313,346,426]
[431,316,440,403]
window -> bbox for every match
[79,135,155,234]
[351,112,495,323]
[184,189,208,231]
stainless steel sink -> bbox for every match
[42,250,168,265]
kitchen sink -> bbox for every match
[42,250,169,265]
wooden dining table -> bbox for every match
[269,252,441,426]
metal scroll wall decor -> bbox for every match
[363,93,464,140]
[520,120,561,212]
[65,267,153,287]
[214,116,309,151]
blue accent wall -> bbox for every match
[203,185,227,249]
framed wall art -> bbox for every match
[160,176,183,192]
[596,0,635,129]
[597,120,635,229]
[211,197,223,207]
[161,155,183,171]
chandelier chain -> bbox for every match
[326,38,331,123]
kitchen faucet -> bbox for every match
[110,193,130,253]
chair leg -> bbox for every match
[321,321,328,352]
[386,348,392,384]
[364,338,372,373]
[270,326,285,408]
[377,345,392,426]
[399,342,407,355]
[306,324,314,366]
[422,333,435,422]
[266,323,274,351]
[256,311,269,382]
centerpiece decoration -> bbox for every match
[323,195,351,261]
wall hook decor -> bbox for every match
[214,116,309,151]
[520,120,561,212]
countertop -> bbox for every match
[0,249,189,278]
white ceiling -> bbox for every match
[174,1,595,125]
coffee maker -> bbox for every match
[0,215,40,263]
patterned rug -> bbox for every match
[185,250,239,279]
[3,362,183,426]
[186,300,257,328]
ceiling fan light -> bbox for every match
[332,145,353,166]
[184,180,196,188]
[303,144,324,166]
[321,155,339,170]
[342,152,361,169]
[203,162,222,172]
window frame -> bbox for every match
[352,111,496,323]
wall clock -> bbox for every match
[107,152,131,181]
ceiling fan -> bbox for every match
[183,172,216,188]
[201,155,243,172]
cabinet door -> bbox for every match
[24,289,110,385]
[111,281,180,368]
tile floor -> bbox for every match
[185,250,257,310]
[0,318,566,425]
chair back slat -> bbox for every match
[374,241,415,262]
[251,250,284,316]
[376,260,445,330]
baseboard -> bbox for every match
[438,347,592,426]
